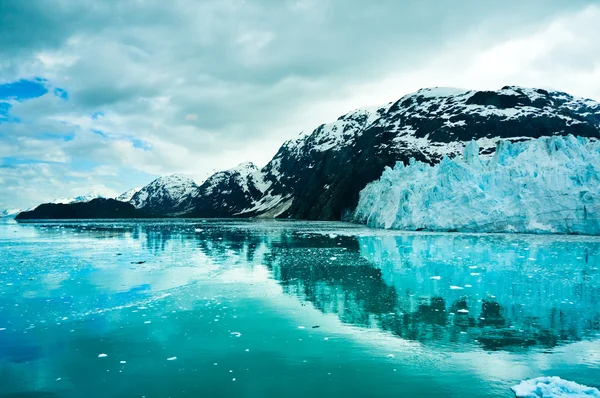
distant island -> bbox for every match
[15,198,149,220]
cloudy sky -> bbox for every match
[1,0,599,210]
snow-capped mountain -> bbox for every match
[213,85,599,220]
[129,174,198,214]
[115,187,141,203]
[353,135,600,234]
[181,162,272,217]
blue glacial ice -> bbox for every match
[353,135,600,234]
[512,377,600,397]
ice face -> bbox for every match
[353,135,600,234]
[512,377,600,397]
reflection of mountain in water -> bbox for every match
[21,222,600,352]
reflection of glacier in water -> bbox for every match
[356,233,600,349]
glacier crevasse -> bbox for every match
[352,135,600,234]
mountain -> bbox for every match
[15,198,148,220]
[8,85,600,222]
[129,174,198,215]
[182,162,275,217]
[187,85,600,220]
[353,135,600,234]
[116,187,141,203]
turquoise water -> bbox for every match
[1,219,600,397]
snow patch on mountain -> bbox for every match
[130,174,198,213]
[201,162,268,197]
[51,193,106,204]
[1,209,23,218]
[284,104,391,154]
[116,187,141,202]
[353,135,600,234]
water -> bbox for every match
[1,219,600,397]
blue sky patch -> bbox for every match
[0,78,48,101]
[0,102,19,123]
[131,137,151,150]
[39,132,76,142]
[0,102,11,117]
[0,157,61,168]
[53,87,68,100]
[92,129,108,138]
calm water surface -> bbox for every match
[1,219,600,397]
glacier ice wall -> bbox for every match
[353,135,600,234]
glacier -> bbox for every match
[512,377,600,397]
[352,135,600,235]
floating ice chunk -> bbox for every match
[512,377,600,397]
[98,353,108,358]
[450,286,464,290]
[167,356,177,361]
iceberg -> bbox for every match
[512,377,600,397]
[352,135,600,234]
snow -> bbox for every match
[51,193,105,204]
[0,209,22,218]
[412,87,471,98]
[199,162,268,197]
[353,135,600,235]
[130,174,198,209]
[512,377,600,397]
[285,104,390,154]
[116,187,141,202]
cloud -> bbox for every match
[0,0,599,209]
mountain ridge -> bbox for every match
[8,85,600,222]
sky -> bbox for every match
[1,0,600,210]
